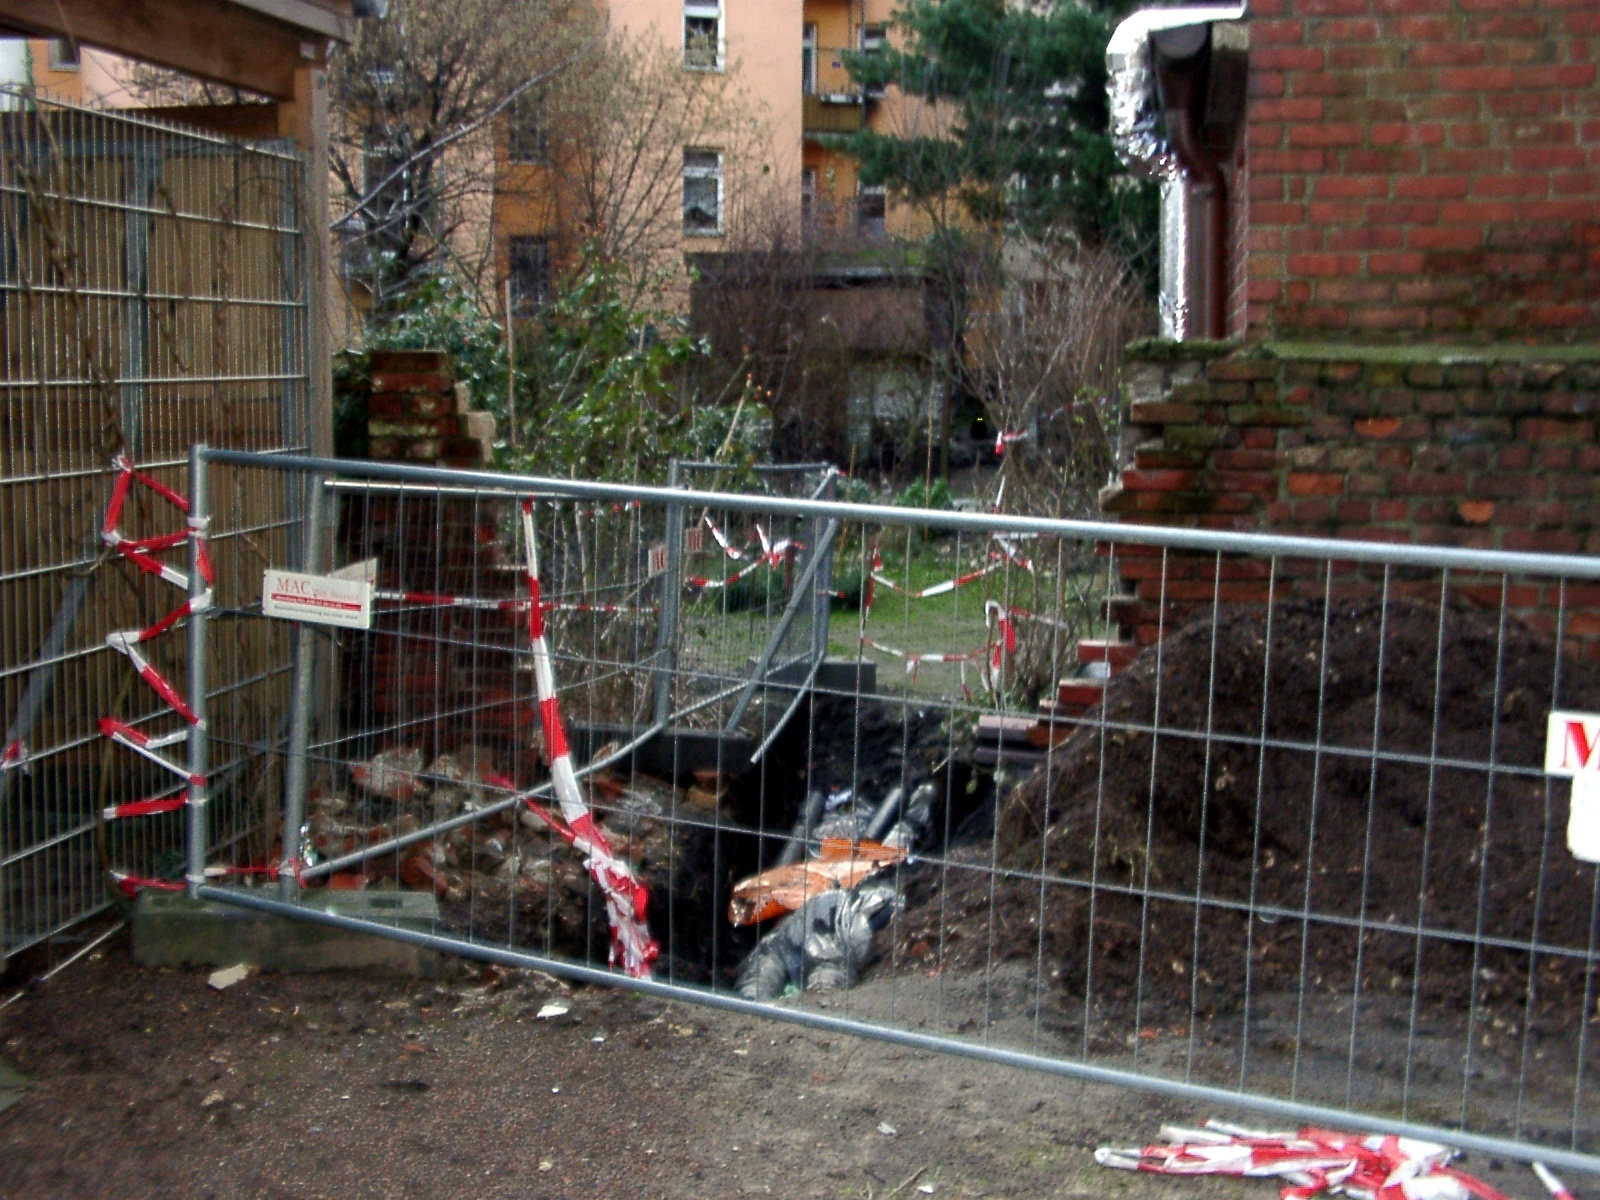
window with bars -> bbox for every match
[683,149,723,236]
[509,236,551,312]
[684,0,722,70]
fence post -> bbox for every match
[184,444,212,899]
[652,459,685,727]
[279,470,329,896]
[809,469,837,666]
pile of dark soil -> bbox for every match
[899,596,1600,1024]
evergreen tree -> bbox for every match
[837,0,1155,277]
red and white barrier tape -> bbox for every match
[702,515,753,560]
[858,601,1015,685]
[990,534,1035,573]
[1096,1121,1518,1200]
[686,556,767,590]
[110,861,289,899]
[1,740,26,772]
[1532,1164,1577,1200]
[994,430,1029,455]
[105,621,205,727]
[997,603,1076,632]
[520,500,659,979]
[861,536,1037,614]
[95,457,221,897]
[103,790,188,821]
[372,590,657,617]
[99,718,203,786]
[869,556,1003,601]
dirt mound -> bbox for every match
[900,596,1600,1023]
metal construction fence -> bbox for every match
[0,91,311,964]
[97,448,1600,1172]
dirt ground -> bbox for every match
[0,942,1279,1200]
[0,941,1583,1200]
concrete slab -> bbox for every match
[132,889,441,977]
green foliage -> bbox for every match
[685,394,774,468]
[335,275,509,458]
[829,563,869,611]
[835,0,1157,280]
[895,477,954,511]
[836,475,878,506]
[339,248,763,485]
[505,251,709,483]
[366,276,511,399]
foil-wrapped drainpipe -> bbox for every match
[1108,6,1244,340]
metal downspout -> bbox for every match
[1158,24,1228,342]
[1152,24,1228,340]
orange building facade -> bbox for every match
[492,0,932,315]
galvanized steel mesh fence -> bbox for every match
[0,91,310,963]
[186,451,1600,1170]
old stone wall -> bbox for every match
[1100,340,1600,652]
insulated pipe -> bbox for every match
[776,789,828,867]
[1151,23,1228,340]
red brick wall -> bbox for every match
[1240,0,1600,342]
[1105,342,1600,653]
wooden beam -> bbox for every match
[0,0,327,99]
[122,103,282,141]
[279,65,335,456]
[222,0,353,43]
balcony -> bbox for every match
[803,93,864,134]
[802,41,881,135]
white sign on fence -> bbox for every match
[1544,710,1600,863]
[262,568,373,630]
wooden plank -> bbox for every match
[124,103,282,141]
[0,0,325,99]
[279,63,333,456]
[227,0,353,42]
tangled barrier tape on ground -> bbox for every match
[1097,1120,1585,1200]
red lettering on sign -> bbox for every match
[1561,719,1600,772]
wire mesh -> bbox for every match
[182,450,1600,1171]
[0,90,310,962]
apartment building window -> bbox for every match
[857,184,886,239]
[508,90,549,165]
[47,38,79,71]
[859,25,887,97]
[509,236,551,313]
[363,133,410,210]
[683,149,723,235]
[802,24,818,95]
[801,168,817,234]
[684,0,722,70]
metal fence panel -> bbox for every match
[0,91,310,963]
[181,450,1600,1172]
